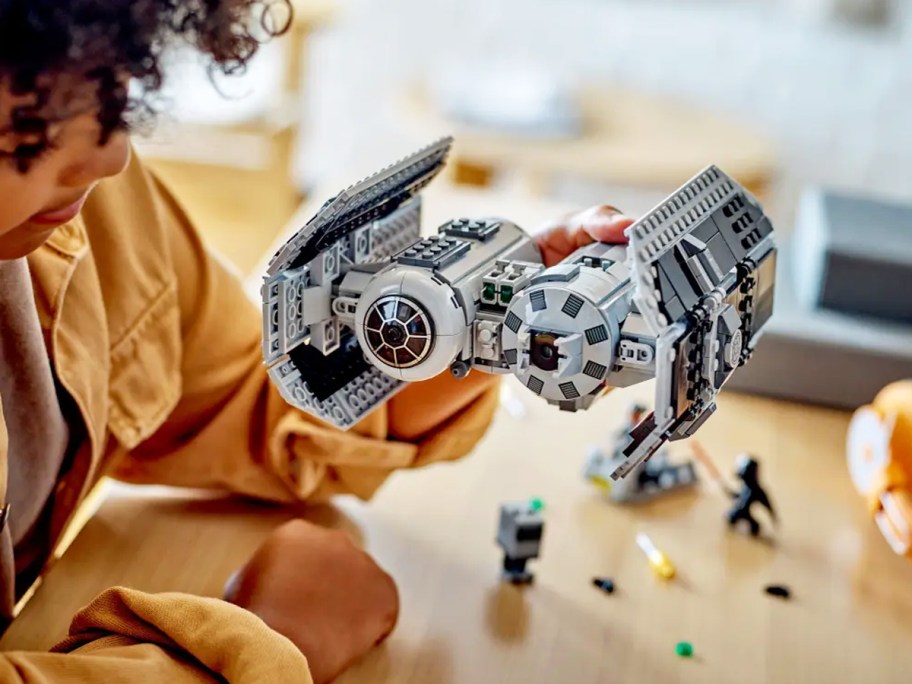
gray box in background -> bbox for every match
[725,239,912,411]
[793,189,912,324]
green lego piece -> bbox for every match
[529,497,544,512]
[500,285,514,304]
[675,642,694,658]
[482,282,496,302]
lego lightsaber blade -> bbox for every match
[635,532,676,580]
[689,439,737,497]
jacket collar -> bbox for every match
[1,220,94,622]
[0,217,85,520]
[0,218,107,609]
[29,218,108,539]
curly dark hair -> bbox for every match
[0,0,293,172]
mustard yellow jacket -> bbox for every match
[0,152,499,682]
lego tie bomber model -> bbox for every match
[260,138,777,480]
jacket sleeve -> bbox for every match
[111,156,500,503]
[0,588,311,683]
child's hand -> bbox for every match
[224,520,399,684]
[535,204,634,266]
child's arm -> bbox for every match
[387,371,498,442]
[110,157,500,503]
[111,156,630,503]
[1,521,396,684]
[0,517,395,684]
[0,588,312,683]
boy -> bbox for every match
[0,1,632,681]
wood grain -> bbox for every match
[3,382,910,684]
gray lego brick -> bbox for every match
[726,241,912,410]
[704,234,737,276]
[440,218,501,242]
[793,188,912,324]
[396,235,470,269]
[266,137,452,276]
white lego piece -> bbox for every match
[311,317,341,355]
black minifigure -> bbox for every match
[727,454,776,536]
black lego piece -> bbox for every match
[727,456,776,537]
[592,577,615,594]
[622,411,658,459]
[502,556,535,585]
[289,333,371,401]
[764,584,791,600]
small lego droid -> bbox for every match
[847,380,912,557]
[496,500,544,584]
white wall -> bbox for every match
[295,0,912,223]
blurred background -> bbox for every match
[137,0,911,273]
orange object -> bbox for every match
[847,380,912,557]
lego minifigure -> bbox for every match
[496,500,544,584]
[727,454,776,536]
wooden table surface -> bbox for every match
[4,187,912,683]
[3,384,911,683]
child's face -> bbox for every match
[0,77,131,261]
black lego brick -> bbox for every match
[290,334,370,401]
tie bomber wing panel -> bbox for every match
[261,140,776,475]
[260,138,451,428]
[614,166,775,477]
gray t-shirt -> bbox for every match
[0,258,70,548]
